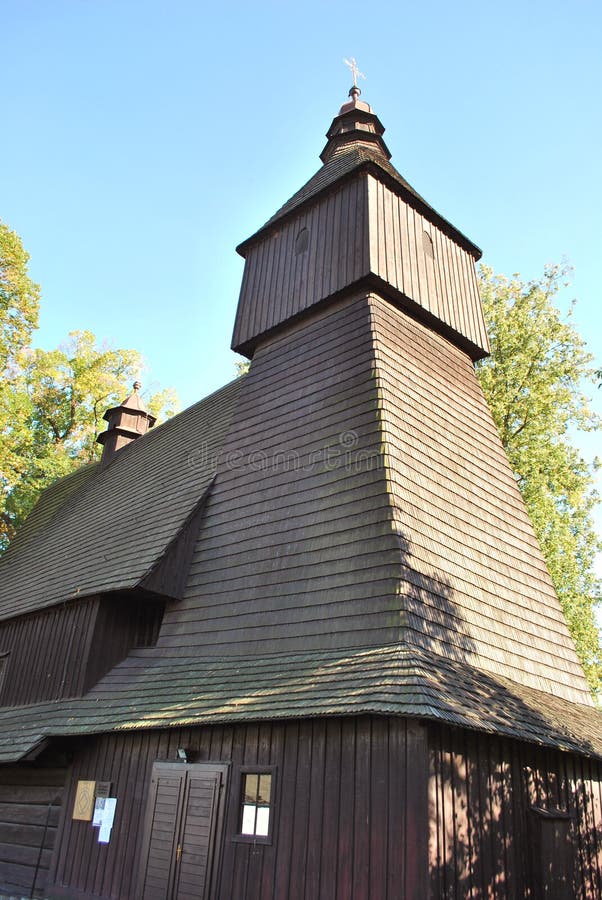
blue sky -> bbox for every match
[3,0,601,565]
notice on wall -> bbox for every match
[92,797,106,827]
[95,781,112,799]
[97,797,117,844]
[72,780,96,821]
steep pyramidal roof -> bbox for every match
[238,88,481,261]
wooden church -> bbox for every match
[0,82,601,900]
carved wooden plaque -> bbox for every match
[72,780,96,821]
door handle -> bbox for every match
[176,843,182,863]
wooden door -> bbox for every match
[138,763,228,900]
[529,807,574,900]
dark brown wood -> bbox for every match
[234,168,489,362]
[136,762,227,900]
[140,488,212,600]
[2,716,601,900]
[530,807,574,900]
[353,716,371,898]
[368,295,591,705]
[45,716,437,900]
[160,296,406,659]
[4,95,602,900]
[159,291,591,707]
[0,594,163,707]
[428,722,602,899]
[82,594,164,693]
[0,598,99,705]
[0,766,66,899]
[232,178,371,356]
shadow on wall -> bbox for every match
[427,680,602,899]
[391,529,602,899]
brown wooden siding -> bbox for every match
[232,177,370,354]
[32,718,602,900]
[233,172,488,361]
[0,766,66,899]
[82,596,164,693]
[0,599,100,706]
[47,717,428,900]
[0,596,163,707]
[0,379,241,626]
[161,291,589,705]
[160,295,405,656]
[429,723,602,899]
[366,174,489,355]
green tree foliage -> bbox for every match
[0,221,177,550]
[477,264,602,697]
[0,221,40,371]
[0,221,40,548]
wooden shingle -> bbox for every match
[0,378,242,620]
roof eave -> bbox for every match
[236,157,482,261]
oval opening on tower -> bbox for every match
[294,227,309,255]
[423,230,434,259]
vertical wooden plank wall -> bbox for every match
[0,596,164,707]
[428,723,602,899]
[0,766,66,899]
[232,178,369,353]
[366,175,488,355]
[83,596,164,693]
[0,599,100,706]
[233,171,488,360]
[47,716,428,900]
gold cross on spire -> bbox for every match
[344,57,366,88]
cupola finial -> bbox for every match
[318,62,390,164]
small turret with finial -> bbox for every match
[96,381,157,467]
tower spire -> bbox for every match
[319,77,390,164]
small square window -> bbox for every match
[239,771,273,838]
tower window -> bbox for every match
[294,227,309,255]
[423,230,434,259]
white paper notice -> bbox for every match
[98,797,117,844]
[92,798,105,827]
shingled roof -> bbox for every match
[158,294,593,707]
[1,643,601,765]
[237,143,482,260]
[0,378,242,620]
